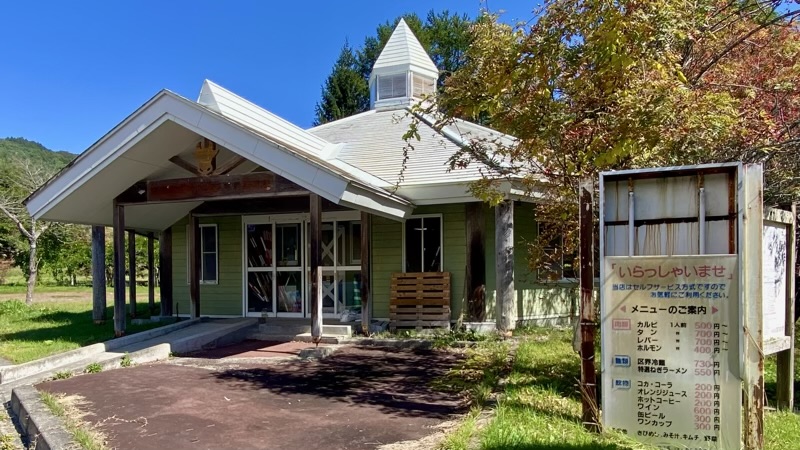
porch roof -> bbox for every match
[25,88,414,231]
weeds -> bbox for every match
[436,340,512,408]
[84,363,102,374]
[0,433,14,450]
[370,328,500,349]
[120,353,132,368]
[53,370,72,380]
[39,392,108,450]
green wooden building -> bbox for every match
[26,20,576,337]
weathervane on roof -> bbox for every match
[194,138,219,176]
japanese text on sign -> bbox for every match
[602,255,741,450]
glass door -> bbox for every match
[245,218,306,317]
[246,223,274,315]
[275,222,304,317]
[306,218,362,319]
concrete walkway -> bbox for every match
[1,318,257,448]
[38,346,467,450]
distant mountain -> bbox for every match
[0,137,76,171]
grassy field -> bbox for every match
[439,328,800,450]
[0,296,163,364]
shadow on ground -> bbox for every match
[212,345,467,419]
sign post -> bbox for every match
[600,163,765,450]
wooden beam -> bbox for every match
[117,172,308,205]
[495,200,515,335]
[309,194,322,344]
[91,226,106,324]
[214,156,247,175]
[159,228,173,317]
[777,203,796,411]
[128,231,136,318]
[465,203,486,322]
[360,211,371,335]
[579,180,599,431]
[112,202,126,337]
[742,164,764,450]
[193,195,342,216]
[169,155,202,176]
[147,232,156,313]
[189,214,201,318]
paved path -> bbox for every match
[38,346,466,450]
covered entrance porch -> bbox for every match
[24,85,414,341]
[114,165,378,342]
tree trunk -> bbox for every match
[26,239,37,305]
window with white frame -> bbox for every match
[187,224,218,284]
[404,216,442,272]
[537,222,576,281]
[412,74,435,98]
[377,73,407,100]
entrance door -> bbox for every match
[307,218,362,318]
[244,217,305,317]
[244,212,360,318]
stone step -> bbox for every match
[256,323,352,337]
[248,332,346,345]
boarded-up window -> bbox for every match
[412,74,435,98]
[378,73,407,100]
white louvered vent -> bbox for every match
[377,74,407,100]
[412,74,435,98]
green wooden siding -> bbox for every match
[171,215,242,316]
[369,204,467,319]
[484,202,575,324]
[370,215,402,318]
[163,202,575,323]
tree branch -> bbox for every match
[0,203,32,240]
[691,8,800,84]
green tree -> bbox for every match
[313,43,369,126]
[426,0,799,274]
[314,11,472,125]
[0,157,62,303]
[40,224,91,285]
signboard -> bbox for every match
[603,255,742,450]
[762,221,788,349]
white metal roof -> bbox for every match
[370,18,438,81]
[26,89,414,230]
[309,108,517,191]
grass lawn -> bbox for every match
[440,328,800,450]
[0,297,164,364]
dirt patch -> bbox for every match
[38,346,467,450]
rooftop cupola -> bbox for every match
[369,18,439,110]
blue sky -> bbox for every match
[0,1,536,154]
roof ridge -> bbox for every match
[307,109,376,132]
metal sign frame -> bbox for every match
[599,162,765,449]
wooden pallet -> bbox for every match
[389,272,451,331]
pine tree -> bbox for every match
[313,43,369,126]
[313,11,472,125]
